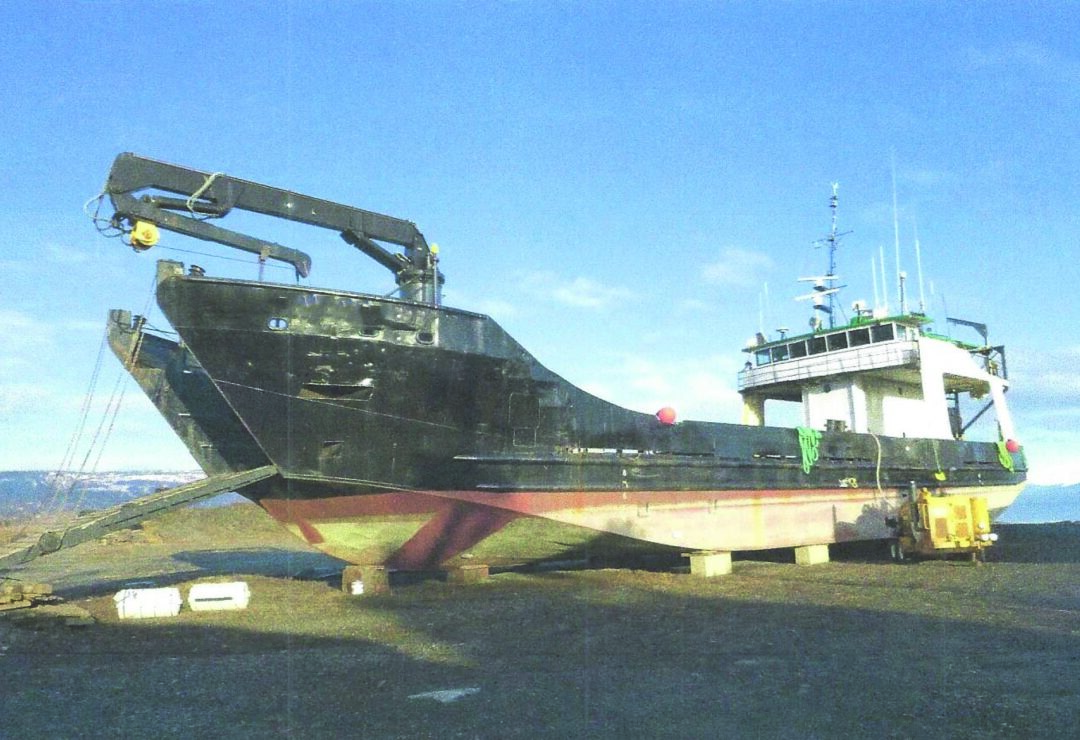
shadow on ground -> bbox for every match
[3,549,1078,738]
[2,514,1078,738]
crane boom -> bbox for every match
[104,152,442,303]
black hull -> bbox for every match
[106,262,1027,567]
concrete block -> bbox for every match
[114,587,182,619]
[684,550,733,577]
[188,581,250,611]
[447,564,490,584]
[342,565,390,596]
[795,544,830,566]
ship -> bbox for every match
[95,154,1026,570]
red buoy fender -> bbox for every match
[656,407,677,425]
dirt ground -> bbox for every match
[2,505,1078,739]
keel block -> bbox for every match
[684,550,733,577]
[794,544,830,566]
[447,564,490,584]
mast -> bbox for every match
[797,184,848,329]
[826,183,840,325]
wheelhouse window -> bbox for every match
[849,328,871,347]
[826,333,849,351]
[871,323,896,342]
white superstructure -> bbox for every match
[738,316,1014,443]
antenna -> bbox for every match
[806,183,850,328]
[757,282,773,336]
[879,243,889,312]
[913,218,926,313]
[871,256,880,310]
[891,152,903,315]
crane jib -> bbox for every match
[103,152,441,303]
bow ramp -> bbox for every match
[0,465,277,570]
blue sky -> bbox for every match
[1,2,1078,484]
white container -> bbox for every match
[114,587,182,619]
[188,581,250,611]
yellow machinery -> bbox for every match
[894,488,997,560]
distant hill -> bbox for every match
[0,470,241,518]
[997,484,1080,524]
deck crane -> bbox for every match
[102,152,443,304]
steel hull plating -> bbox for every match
[255,483,1024,569]
[107,264,1027,568]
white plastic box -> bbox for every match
[114,587,183,619]
[187,581,250,611]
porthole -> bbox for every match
[267,317,289,331]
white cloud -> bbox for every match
[0,310,55,360]
[962,42,1077,75]
[1026,459,1080,487]
[1024,372,1080,400]
[1020,430,1080,486]
[1010,345,1080,409]
[578,352,745,423]
[676,298,713,313]
[959,42,1080,99]
[900,167,953,189]
[447,293,518,320]
[0,380,197,471]
[43,241,95,264]
[0,383,54,416]
[0,308,39,333]
[519,271,632,309]
[701,248,774,288]
[61,319,105,335]
[551,276,633,308]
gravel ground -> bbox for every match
[1,506,1078,739]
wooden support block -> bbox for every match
[341,565,390,596]
[794,544,830,566]
[447,564,490,584]
[0,600,32,612]
[0,582,53,605]
[684,550,733,577]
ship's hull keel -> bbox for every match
[257,483,1025,569]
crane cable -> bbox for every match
[5,275,159,545]
[36,328,111,518]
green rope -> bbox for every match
[996,441,1015,473]
[931,440,947,481]
[797,427,822,474]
